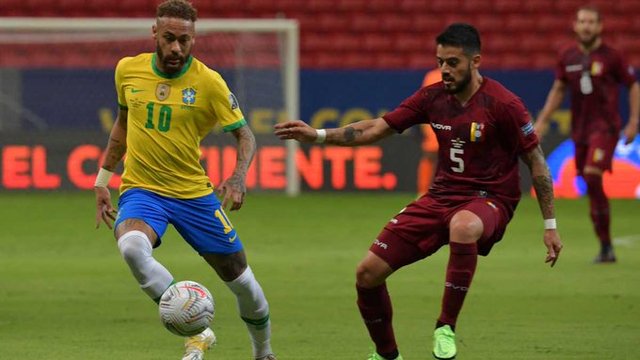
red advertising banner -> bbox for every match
[0,133,420,192]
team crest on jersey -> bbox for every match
[228,93,239,110]
[182,87,196,105]
[591,61,603,76]
[470,122,484,142]
[155,83,171,101]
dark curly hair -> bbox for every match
[156,0,198,22]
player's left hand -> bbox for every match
[217,174,246,211]
[543,229,563,267]
[623,120,638,145]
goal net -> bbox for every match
[0,17,300,195]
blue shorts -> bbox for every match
[114,188,244,255]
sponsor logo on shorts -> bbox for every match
[593,148,604,162]
[373,239,388,250]
[445,281,469,292]
[389,218,398,224]
[228,233,238,242]
[486,200,497,210]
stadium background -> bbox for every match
[1,0,639,197]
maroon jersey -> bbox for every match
[383,78,539,212]
[556,43,637,143]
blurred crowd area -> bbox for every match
[1,0,640,70]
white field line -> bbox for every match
[613,234,640,247]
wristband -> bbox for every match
[315,129,327,143]
[94,168,114,188]
[544,218,557,230]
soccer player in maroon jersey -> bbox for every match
[275,23,563,360]
[535,6,639,263]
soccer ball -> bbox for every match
[158,281,215,337]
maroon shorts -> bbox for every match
[574,133,617,176]
[370,195,512,270]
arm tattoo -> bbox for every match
[230,126,256,190]
[341,126,363,145]
[523,146,556,219]
[102,137,126,172]
[102,111,128,171]
[532,173,555,219]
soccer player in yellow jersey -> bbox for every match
[93,1,276,359]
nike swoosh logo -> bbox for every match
[131,89,145,93]
[228,234,238,242]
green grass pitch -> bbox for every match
[0,192,638,359]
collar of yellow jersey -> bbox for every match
[151,53,193,79]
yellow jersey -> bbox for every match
[115,52,246,199]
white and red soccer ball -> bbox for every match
[158,280,214,337]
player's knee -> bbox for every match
[117,231,152,265]
[449,212,483,243]
[355,262,383,288]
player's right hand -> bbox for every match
[274,120,318,143]
[95,186,117,229]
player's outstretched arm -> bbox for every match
[274,118,395,146]
[520,145,563,267]
[217,125,256,211]
[623,81,640,144]
[95,108,128,229]
[534,80,566,139]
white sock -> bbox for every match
[117,230,173,300]
[225,266,272,358]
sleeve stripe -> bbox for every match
[222,118,247,132]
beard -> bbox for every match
[443,65,472,94]
[156,45,189,74]
[578,32,599,48]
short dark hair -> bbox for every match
[157,0,198,22]
[436,23,481,55]
[576,5,602,22]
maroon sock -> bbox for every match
[584,174,611,247]
[356,283,397,355]
[438,242,478,326]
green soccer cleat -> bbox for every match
[367,351,404,360]
[182,327,216,360]
[433,325,457,360]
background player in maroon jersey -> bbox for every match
[275,23,563,360]
[535,6,639,263]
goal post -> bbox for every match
[0,17,300,195]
